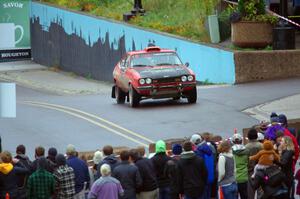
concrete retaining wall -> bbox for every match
[30,2,235,84]
[234,50,300,83]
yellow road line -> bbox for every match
[22,102,149,147]
[23,100,154,143]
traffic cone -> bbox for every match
[5,193,9,199]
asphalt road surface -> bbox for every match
[1,78,300,157]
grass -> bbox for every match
[228,44,273,51]
[40,0,221,42]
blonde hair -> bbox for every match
[1,151,12,163]
[218,140,231,153]
[282,136,294,151]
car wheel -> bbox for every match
[173,96,180,101]
[115,85,126,104]
[187,87,197,104]
[129,85,140,107]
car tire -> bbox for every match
[173,96,180,101]
[129,85,140,107]
[115,85,126,104]
[187,87,197,104]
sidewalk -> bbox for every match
[244,94,300,121]
[0,61,112,95]
[0,60,300,121]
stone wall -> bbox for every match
[234,50,300,83]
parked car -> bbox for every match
[112,46,197,107]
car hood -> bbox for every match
[134,65,190,79]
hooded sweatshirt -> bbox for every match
[0,163,13,174]
[96,154,120,179]
[232,144,249,183]
[196,143,214,184]
[151,140,171,188]
[0,163,29,198]
[177,151,207,198]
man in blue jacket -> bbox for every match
[66,144,90,199]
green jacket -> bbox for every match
[232,144,249,183]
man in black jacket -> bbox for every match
[177,141,207,199]
[113,150,142,199]
[14,145,32,199]
[130,149,158,199]
[151,140,172,199]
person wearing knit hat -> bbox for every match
[47,147,58,173]
[249,140,280,178]
[93,151,103,165]
[232,134,249,199]
[48,148,57,161]
[65,144,90,196]
[172,143,182,157]
[151,140,171,199]
[245,128,262,199]
[66,144,76,156]
[190,134,202,145]
[53,154,76,199]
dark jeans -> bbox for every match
[184,196,203,199]
[159,187,171,199]
[221,182,238,199]
[238,182,248,199]
[202,184,211,199]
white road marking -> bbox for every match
[21,101,151,147]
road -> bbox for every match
[1,78,300,157]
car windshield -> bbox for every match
[130,52,182,67]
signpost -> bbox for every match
[0,83,16,118]
[0,0,31,61]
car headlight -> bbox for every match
[188,75,194,81]
[139,79,145,85]
[181,76,187,82]
[145,78,152,84]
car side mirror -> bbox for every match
[185,62,189,67]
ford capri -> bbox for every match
[112,46,197,107]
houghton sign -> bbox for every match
[0,0,31,61]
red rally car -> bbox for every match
[112,46,197,107]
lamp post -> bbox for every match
[132,0,145,14]
[123,0,145,22]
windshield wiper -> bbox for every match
[132,64,148,67]
[156,63,173,66]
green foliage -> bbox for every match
[218,6,237,41]
[238,0,278,24]
[40,0,221,42]
[228,44,273,50]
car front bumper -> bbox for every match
[136,83,196,97]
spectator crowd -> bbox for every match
[0,112,300,199]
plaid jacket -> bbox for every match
[53,165,76,199]
[27,169,55,199]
